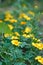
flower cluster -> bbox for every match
[0,2,42,65]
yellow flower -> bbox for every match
[35,56,43,64]
[5,12,13,19]
[11,40,20,46]
[4,18,10,21]
[23,34,31,38]
[38,58,43,64]
[11,36,19,40]
[32,42,43,50]
[9,19,17,23]
[4,33,10,37]
[24,27,32,33]
[21,21,26,25]
[0,20,3,23]
[23,15,31,20]
[29,34,34,38]
[8,24,14,30]
[28,11,35,16]
[14,32,20,36]
[35,56,42,60]
[19,13,31,20]
[19,13,25,18]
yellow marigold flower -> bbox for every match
[11,40,20,46]
[10,19,17,23]
[24,27,32,33]
[15,32,20,36]
[23,34,27,37]
[11,36,19,40]
[0,19,3,23]
[4,33,10,37]
[4,18,10,21]
[23,34,30,38]
[29,34,34,38]
[19,13,31,20]
[19,13,25,18]
[38,58,43,64]
[23,15,31,20]
[35,56,42,60]
[21,21,26,25]
[20,13,25,17]
[8,24,13,30]
[5,12,13,19]
[32,42,37,47]
[28,11,35,16]
[32,42,43,50]
[5,14,13,19]
[35,56,43,64]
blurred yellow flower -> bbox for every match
[35,56,42,60]
[28,11,35,16]
[11,36,19,40]
[23,34,34,38]
[24,15,31,20]
[15,32,20,36]
[11,40,20,46]
[10,19,17,23]
[24,27,32,33]
[4,18,10,21]
[21,21,26,25]
[23,34,30,38]
[4,33,10,37]
[19,13,31,20]
[35,56,43,64]
[32,42,43,50]
[0,19,3,23]
[5,12,13,19]
[8,24,14,30]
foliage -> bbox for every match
[0,0,43,65]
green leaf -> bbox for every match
[0,22,12,34]
[0,62,2,65]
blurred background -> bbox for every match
[0,0,43,40]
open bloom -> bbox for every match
[11,40,20,46]
[35,56,43,64]
[24,27,32,33]
[32,42,43,50]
